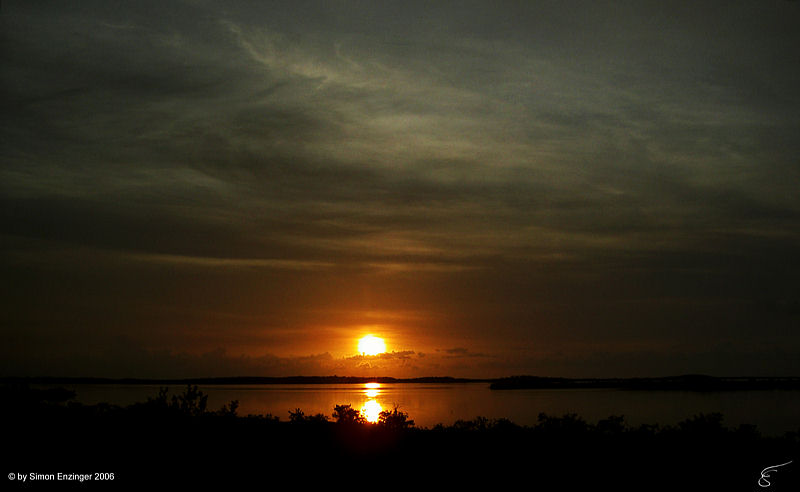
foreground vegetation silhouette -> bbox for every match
[3,384,797,489]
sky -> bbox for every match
[2,0,799,378]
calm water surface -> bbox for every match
[60,383,800,435]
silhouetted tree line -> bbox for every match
[3,383,797,438]
[3,384,798,490]
[130,385,240,418]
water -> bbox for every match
[55,382,800,435]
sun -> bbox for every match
[358,335,386,355]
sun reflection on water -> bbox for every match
[361,400,383,423]
[364,382,381,398]
[361,383,382,422]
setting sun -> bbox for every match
[357,335,386,355]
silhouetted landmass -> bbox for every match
[3,384,798,489]
[4,374,799,392]
[0,375,486,385]
[490,374,800,391]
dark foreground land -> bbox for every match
[3,385,799,490]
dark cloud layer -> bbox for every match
[2,1,799,377]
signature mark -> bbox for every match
[758,460,792,488]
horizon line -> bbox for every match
[4,374,800,383]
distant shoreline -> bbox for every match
[3,374,800,391]
[488,375,800,391]
[0,375,487,385]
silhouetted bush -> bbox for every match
[595,414,626,434]
[307,413,329,423]
[129,385,238,418]
[534,412,589,435]
[244,412,279,422]
[173,384,208,416]
[675,412,726,436]
[289,407,329,424]
[332,404,365,424]
[451,416,490,431]
[378,406,414,430]
[0,384,76,410]
[214,399,239,417]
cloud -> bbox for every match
[2,1,799,378]
[347,351,416,361]
[436,348,492,359]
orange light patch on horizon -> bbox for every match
[365,382,381,398]
[361,400,382,423]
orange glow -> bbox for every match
[357,335,386,355]
[364,382,381,398]
[361,400,383,423]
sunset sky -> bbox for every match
[2,0,799,378]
